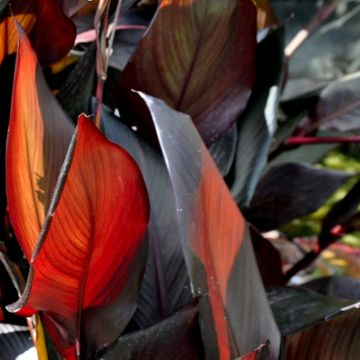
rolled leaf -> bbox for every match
[6,23,74,261]
[117,0,257,144]
[231,26,284,206]
[0,0,75,65]
[7,115,149,359]
[137,92,280,359]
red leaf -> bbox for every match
[137,92,280,359]
[7,115,149,359]
[6,23,74,261]
[0,0,75,65]
[117,0,257,144]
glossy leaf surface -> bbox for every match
[231,27,284,206]
[246,163,352,231]
[0,0,75,65]
[98,305,203,360]
[8,116,149,359]
[138,92,280,359]
[6,24,74,261]
[101,105,191,329]
[269,287,360,360]
[118,0,257,144]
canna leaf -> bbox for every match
[0,0,75,66]
[245,163,353,232]
[117,0,257,144]
[97,305,203,360]
[101,105,191,329]
[7,115,149,359]
[231,26,284,206]
[269,286,360,360]
[6,23,74,261]
[137,92,280,359]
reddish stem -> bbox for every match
[286,136,360,145]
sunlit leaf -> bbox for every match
[246,163,352,231]
[0,0,75,65]
[101,105,191,329]
[117,0,257,144]
[98,305,203,360]
[7,115,150,359]
[137,92,280,359]
[6,23,74,261]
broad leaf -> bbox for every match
[269,287,360,359]
[98,305,203,360]
[231,27,284,206]
[137,92,280,359]
[117,0,257,144]
[7,116,149,359]
[0,0,75,65]
[305,71,360,133]
[0,323,36,360]
[6,24,74,261]
[101,105,191,329]
[246,163,352,231]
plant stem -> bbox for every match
[285,0,339,58]
[286,136,360,145]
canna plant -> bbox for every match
[1,0,360,360]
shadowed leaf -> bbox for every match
[117,0,257,144]
[97,305,203,360]
[246,163,353,231]
[137,92,280,359]
[7,116,149,359]
[0,324,36,360]
[305,72,360,133]
[269,287,360,360]
[231,27,284,206]
[101,105,191,329]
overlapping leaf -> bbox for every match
[101,105,191,329]
[0,0,75,65]
[309,71,360,133]
[117,0,257,144]
[269,287,360,359]
[6,23,74,261]
[98,305,203,360]
[7,116,149,359]
[6,24,73,261]
[231,27,284,206]
[137,92,280,359]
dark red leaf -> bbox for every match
[117,0,257,144]
[137,92,280,359]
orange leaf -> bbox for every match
[6,23,74,261]
[0,0,75,65]
[7,115,149,359]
